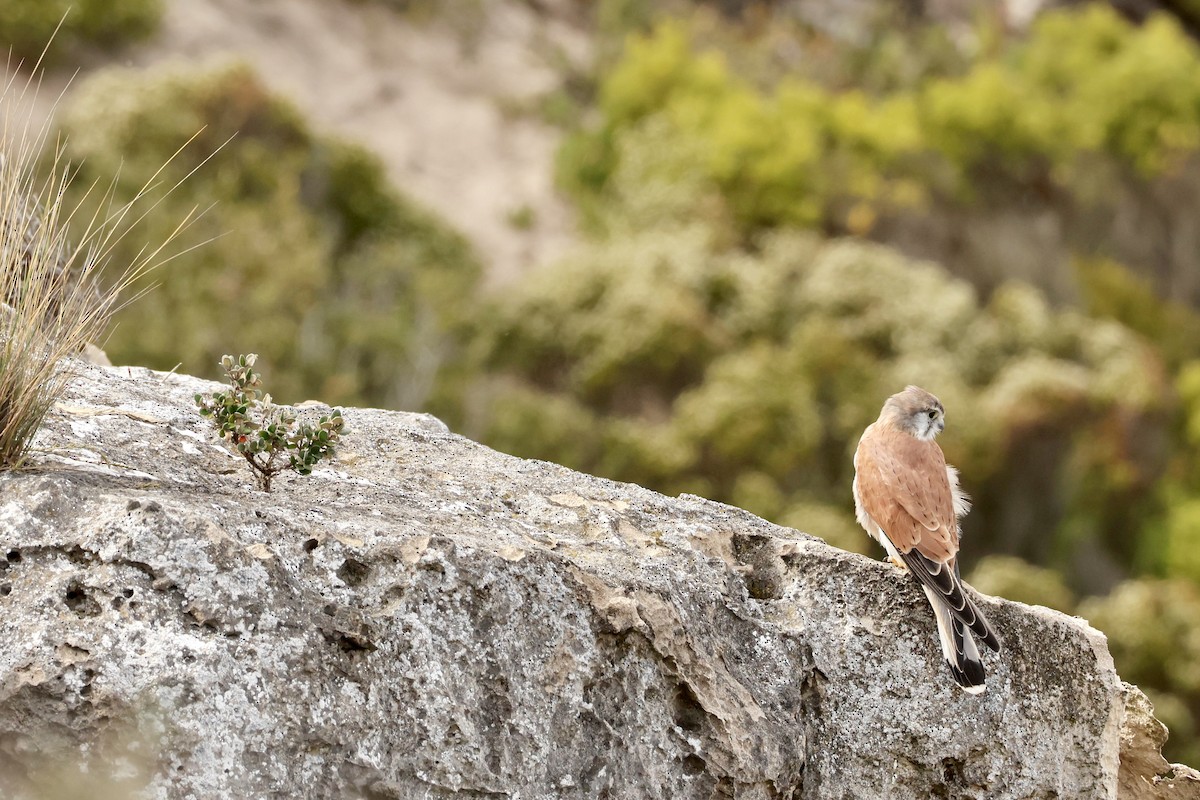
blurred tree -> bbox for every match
[0,0,162,65]
[56,62,481,410]
[1080,579,1200,766]
[559,6,1200,304]
[966,555,1074,612]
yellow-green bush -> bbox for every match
[566,19,924,231]
[1149,363,1200,582]
[1162,498,1200,585]
[57,62,480,409]
[1180,362,1200,449]
[1020,9,1200,174]
[561,6,1200,233]
[1076,258,1200,371]
[0,0,162,65]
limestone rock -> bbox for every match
[0,360,1194,799]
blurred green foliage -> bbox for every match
[560,6,1200,236]
[58,62,481,409]
[468,219,1164,570]
[0,0,162,65]
[1076,256,1200,371]
[965,555,1074,612]
[1080,579,1200,766]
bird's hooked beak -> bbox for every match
[936,417,945,435]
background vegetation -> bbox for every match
[57,62,480,411]
[0,0,161,64]
[10,0,1200,765]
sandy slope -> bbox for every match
[125,0,589,285]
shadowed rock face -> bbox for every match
[0,361,1195,799]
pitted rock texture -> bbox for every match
[0,361,1195,799]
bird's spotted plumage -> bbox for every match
[852,385,1000,693]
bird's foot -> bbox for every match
[886,554,909,572]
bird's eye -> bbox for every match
[927,410,937,420]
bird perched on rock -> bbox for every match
[852,385,1000,693]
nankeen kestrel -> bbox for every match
[852,386,1000,693]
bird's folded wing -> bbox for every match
[855,431,956,561]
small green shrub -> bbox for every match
[196,354,345,492]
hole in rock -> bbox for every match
[672,683,707,733]
[337,558,370,587]
[334,632,376,653]
[63,582,102,617]
[941,757,965,787]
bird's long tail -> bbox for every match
[923,585,987,694]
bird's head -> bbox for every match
[881,385,945,441]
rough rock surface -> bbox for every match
[0,361,1196,799]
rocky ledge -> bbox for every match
[0,361,1196,799]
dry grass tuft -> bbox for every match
[0,57,205,470]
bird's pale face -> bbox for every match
[882,386,945,441]
[909,404,945,441]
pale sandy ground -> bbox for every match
[27,0,591,287]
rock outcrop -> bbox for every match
[0,361,1196,799]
